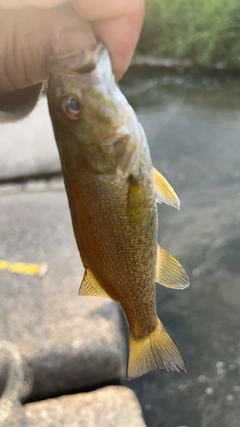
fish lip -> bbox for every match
[103,123,130,146]
[103,133,117,145]
[47,43,105,75]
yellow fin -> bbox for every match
[79,269,111,298]
[127,318,187,379]
[152,167,180,210]
[156,245,189,290]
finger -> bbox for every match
[25,0,66,6]
[93,12,144,81]
[72,0,145,81]
[0,7,96,94]
[72,0,142,21]
[0,0,66,8]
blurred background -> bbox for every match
[139,0,240,69]
[0,1,240,426]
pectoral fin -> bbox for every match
[127,174,148,220]
[152,167,180,210]
[156,245,189,290]
[79,269,111,298]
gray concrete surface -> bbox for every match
[1,66,240,427]
[0,96,60,182]
[0,189,124,400]
[24,386,146,427]
[120,68,240,427]
[0,340,32,427]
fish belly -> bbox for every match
[65,171,158,330]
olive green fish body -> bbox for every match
[47,44,189,379]
[66,166,158,338]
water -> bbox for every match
[120,66,240,427]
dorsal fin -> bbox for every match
[79,269,111,298]
[156,245,189,290]
[152,167,180,210]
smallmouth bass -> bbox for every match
[47,44,189,379]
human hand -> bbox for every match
[0,0,144,94]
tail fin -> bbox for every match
[127,318,187,380]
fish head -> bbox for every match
[47,44,137,175]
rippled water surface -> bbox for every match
[120,66,240,427]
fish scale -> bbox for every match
[70,173,156,301]
[47,43,189,379]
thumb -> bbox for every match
[0,5,97,94]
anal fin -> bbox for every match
[152,167,180,210]
[156,245,189,290]
[79,269,111,299]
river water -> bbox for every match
[120,66,240,427]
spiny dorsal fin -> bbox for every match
[79,269,111,298]
[152,167,180,210]
[156,245,189,290]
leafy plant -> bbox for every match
[138,0,240,67]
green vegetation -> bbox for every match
[138,0,240,67]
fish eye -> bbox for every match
[62,96,81,120]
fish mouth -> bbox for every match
[102,121,130,146]
[47,43,105,75]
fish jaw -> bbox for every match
[47,44,110,87]
[47,43,188,379]
[47,43,120,135]
[47,44,141,177]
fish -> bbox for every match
[47,43,189,379]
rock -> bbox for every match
[0,96,60,182]
[24,386,146,427]
[0,340,32,427]
[0,189,124,400]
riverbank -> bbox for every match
[138,0,240,69]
